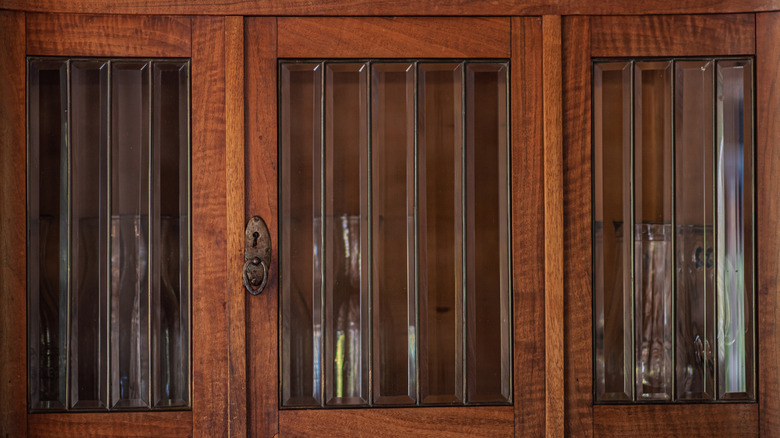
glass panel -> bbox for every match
[151,61,191,408]
[464,63,511,403]
[716,59,754,400]
[280,63,323,407]
[593,61,633,402]
[110,61,151,409]
[69,60,109,409]
[674,60,716,401]
[324,63,370,406]
[633,61,672,401]
[28,59,68,411]
[418,62,464,404]
[370,62,416,405]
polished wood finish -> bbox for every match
[511,16,545,438]
[192,16,230,438]
[2,0,778,17]
[26,13,191,57]
[0,10,26,438]
[279,406,514,436]
[594,404,758,437]
[277,17,510,59]
[27,412,193,437]
[757,11,780,437]
[225,15,247,438]
[541,15,564,438]
[561,15,593,438]
[591,14,755,57]
[244,17,279,438]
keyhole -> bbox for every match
[252,231,259,248]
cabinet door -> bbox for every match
[0,13,232,436]
[244,17,546,436]
[563,13,780,436]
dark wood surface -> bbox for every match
[245,17,279,438]
[27,412,193,437]
[511,16,546,438]
[542,15,565,438]
[594,404,758,437]
[0,9,26,438]
[757,10,780,438]
[277,17,510,59]
[1,0,778,17]
[192,16,230,438]
[225,15,247,438]
[279,406,514,436]
[591,14,755,57]
[26,13,191,57]
[562,15,594,438]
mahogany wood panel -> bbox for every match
[279,406,514,436]
[511,16,545,438]
[561,15,593,437]
[2,0,779,16]
[277,17,510,59]
[757,11,780,438]
[225,15,247,438]
[244,17,279,438]
[192,16,229,438]
[594,404,758,437]
[591,14,755,57]
[27,412,193,437]
[0,10,26,438]
[26,13,191,57]
[542,15,564,438]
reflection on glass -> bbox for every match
[418,62,464,404]
[633,61,672,401]
[716,59,754,400]
[465,63,511,403]
[280,63,323,407]
[675,61,715,401]
[28,59,68,411]
[593,61,632,402]
[70,60,109,409]
[324,63,370,406]
[152,61,190,408]
[371,63,416,405]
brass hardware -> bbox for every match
[244,216,271,295]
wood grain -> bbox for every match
[594,404,758,437]
[277,17,510,59]
[225,15,247,438]
[0,9,26,438]
[26,13,191,57]
[591,14,755,57]
[279,406,514,436]
[27,412,193,437]
[542,15,564,438]
[757,11,780,438]
[1,0,778,17]
[244,17,279,438]
[561,15,593,438]
[511,16,546,438]
[192,16,229,438]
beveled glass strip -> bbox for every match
[69,60,109,410]
[280,62,323,407]
[593,61,633,402]
[370,62,416,406]
[323,62,370,406]
[464,62,511,404]
[716,59,754,401]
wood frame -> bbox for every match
[0,12,233,436]
[562,13,768,437]
[244,16,548,436]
